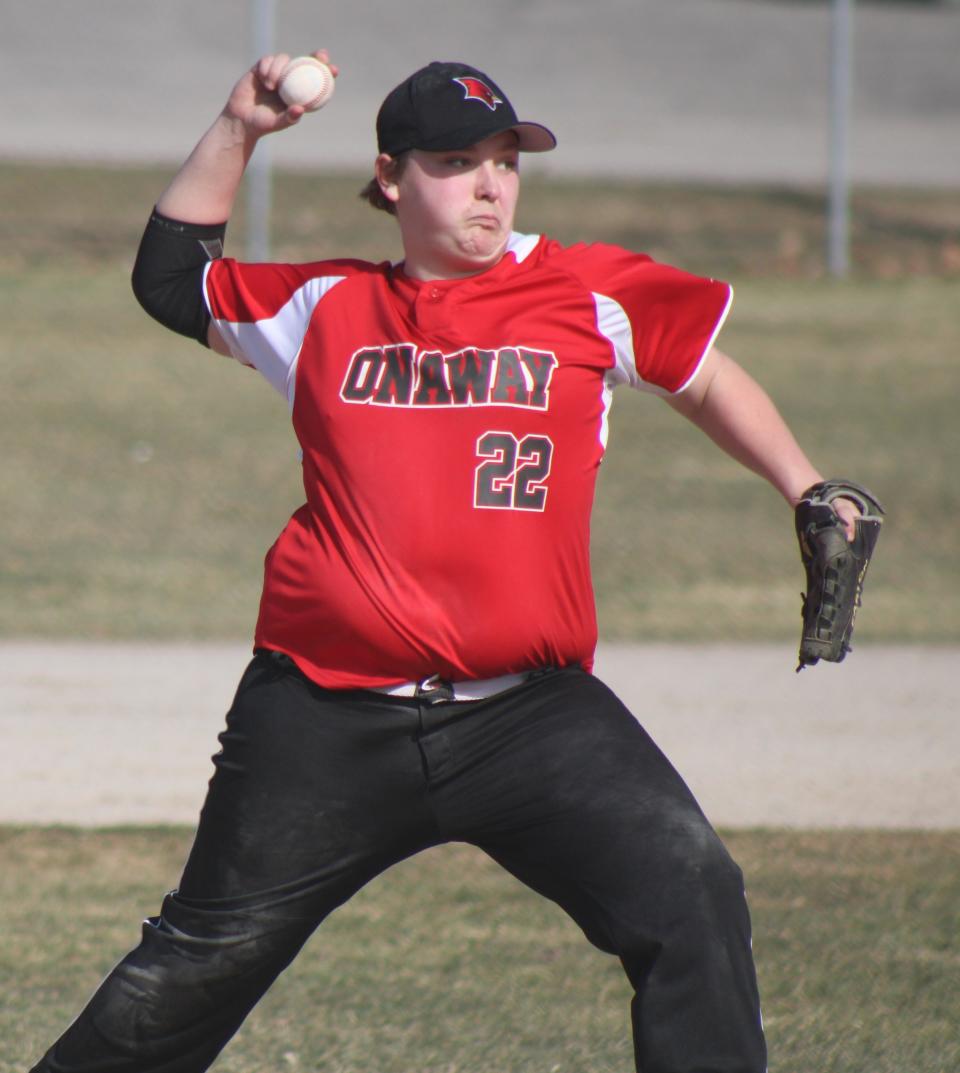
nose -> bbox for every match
[474,160,501,202]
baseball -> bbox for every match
[277,56,335,112]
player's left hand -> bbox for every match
[831,496,862,541]
[794,478,885,670]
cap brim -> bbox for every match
[398,120,557,155]
[512,122,557,153]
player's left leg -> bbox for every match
[423,666,767,1073]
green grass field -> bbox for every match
[2,827,957,1073]
[1,164,958,1070]
[1,162,958,641]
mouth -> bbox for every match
[468,214,501,230]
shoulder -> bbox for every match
[528,234,730,308]
[514,233,648,267]
[208,255,387,290]
[513,232,726,284]
[508,233,667,291]
[205,256,390,321]
[502,232,651,280]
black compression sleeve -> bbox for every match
[131,210,227,346]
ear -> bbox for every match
[374,153,402,206]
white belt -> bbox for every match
[370,671,530,703]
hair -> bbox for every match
[358,153,409,216]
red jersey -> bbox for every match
[203,233,732,689]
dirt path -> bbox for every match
[2,641,956,829]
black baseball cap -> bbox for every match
[376,61,556,156]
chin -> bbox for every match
[462,235,508,266]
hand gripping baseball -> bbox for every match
[224,50,338,136]
[794,479,885,671]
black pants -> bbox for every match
[31,654,766,1073]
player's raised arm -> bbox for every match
[157,51,336,223]
[131,51,337,354]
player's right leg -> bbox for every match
[28,651,440,1073]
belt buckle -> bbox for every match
[416,674,455,705]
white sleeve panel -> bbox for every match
[593,291,642,389]
[203,265,347,406]
[593,283,734,398]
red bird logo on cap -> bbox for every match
[453,76,503,111]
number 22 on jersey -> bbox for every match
[473,431,554,512]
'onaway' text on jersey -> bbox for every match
[340,344,558,409]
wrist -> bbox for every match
[214,110,260,153]
[781,467,824,508]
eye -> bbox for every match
[498,156,520,172]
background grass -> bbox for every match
[1,162,957,642]
[2,167,957,1067]
[2,826,957,1073]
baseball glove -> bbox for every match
[795,478,885,671]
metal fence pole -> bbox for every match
[828,0,854,277]
[246,0,276,262]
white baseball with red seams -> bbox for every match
[277,56,335,111]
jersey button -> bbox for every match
[428,287,442,301]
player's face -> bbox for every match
[389,132,521,281]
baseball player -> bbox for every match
[30,52,862,1073]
